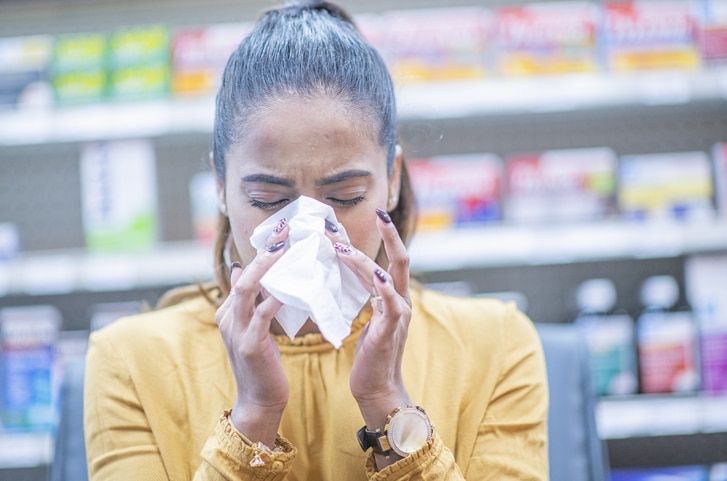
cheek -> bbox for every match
[339,210,381,261]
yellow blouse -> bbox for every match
[84,286,548,480]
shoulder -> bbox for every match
[410,286,542,357]
[88,294,219,365]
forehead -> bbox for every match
[228,93,385,170]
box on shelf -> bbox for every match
[0,305,61,431]
[189,171,219,246]
[618,150,714,222]
[697,0,727,64]
[504,147,617,223]
[80,139,158,252]
[494,2,599,76]
[380,7,491,82]
[602,0,702,71]
[52,32,107,104]
[637,275,700,394]
[171,23,251,96]
[714,142,727,218]
[407,153,502,231]
[108,25,170,100]
[685,255,727,395]
[0,35,52,108]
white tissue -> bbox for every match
[249,196,371,348]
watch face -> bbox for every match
[387,407,432,457]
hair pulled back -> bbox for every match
[208,1,416,297]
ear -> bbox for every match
[210,152,227,216]
[386,144,403,212]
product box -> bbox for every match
[504,147,617,223]
[407,153,502,231]
[618,151,714,222]
[697,0,727,64]
[611,466,709,481]
[0,35,52,108]
[189,171,219,245]
[52,32,107,104]
[685,255,727,395]
[80,139,158,252]
[171,23,251,96]
[0,305,61,431]
[108,25,170,100]
[494,2,599,76]
[602,1,702,71]
[714,143,727,218]
[381,7,491,82]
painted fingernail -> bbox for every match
[374,268,387,283]
[375,208,392,223]
[266,241,285,253]
[325,219,339,233]
[334,242,352,255]
[273,217,287,234]
[230,262,241,282]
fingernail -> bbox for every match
[374,268,387,283]
[325,219,339,233]
[229,262,241,282]
[334,242,352,255]
[273,217,287,234]
[266,241,285,253]
[375,208,392,224]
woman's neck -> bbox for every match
[270,318,320,337]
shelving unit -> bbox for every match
[2,0,727,478]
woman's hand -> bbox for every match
[215,222,289,448]
[333,209,414,451]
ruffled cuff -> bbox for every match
[199,410,297,481]
[365,429,457,480]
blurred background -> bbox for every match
[0,0,726,479]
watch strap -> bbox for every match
[356,425,392,457]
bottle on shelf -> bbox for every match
[574,278,638,397]
[636,275,700,395]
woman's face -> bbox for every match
[219,94,401,267]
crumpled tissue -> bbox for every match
[249,196,371,348]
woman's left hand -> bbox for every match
[333,209,414,443]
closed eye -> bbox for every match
[327,196,365,207]
[249,198,291,210]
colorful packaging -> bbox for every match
[504,147,617,223]
[189,171,219,245]
[80,139,158,252]
[407,153,502,231]
[494,2,599,76]
[381,7,491,82]
[52,32,107,104]
[611,466,709,481]
[108,25,170,100]
[575,279,638,396]
[618,151,714,221]
[685,255,727,395]
[171,23,251,96]
[637,276,700,394]
[0,305,61,431]
[714,143,727,218]
[697,0,727,64]
[602,1,702,71]
[0,35,52,108]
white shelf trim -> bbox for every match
[1,68,726,146]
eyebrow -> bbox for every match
[241,174,294,187]
[316,169,372,186]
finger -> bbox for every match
[375,208,410,301]
[245,295,284,344]
[333,242,376,294]
[231,239,287,316]
[372,268,403,322]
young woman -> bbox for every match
[84,2,548,480]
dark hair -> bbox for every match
[208,0,417,297]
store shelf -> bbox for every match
[0,432,53,469]
[1,68,726,146]
[1,219,726,295]
[597,394,727,440]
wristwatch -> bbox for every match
[356,406,432,458]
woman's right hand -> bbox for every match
[215,221,289,448]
